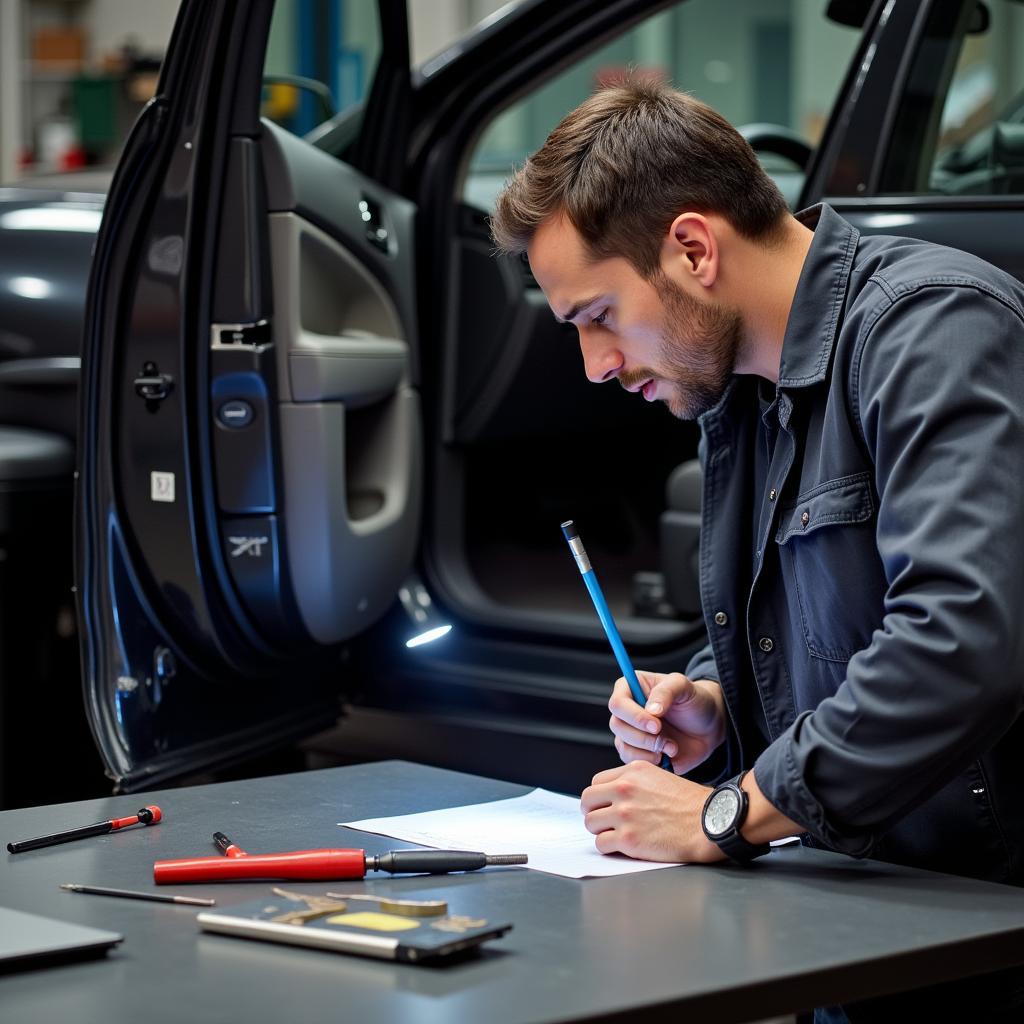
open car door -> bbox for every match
[77,0,421,792]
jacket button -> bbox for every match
[714,611,728,626]
[759,636,774,653]
[800,510,810,527]
[769,488,777,501]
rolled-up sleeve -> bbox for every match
[755,282,1024,854]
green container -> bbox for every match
[72,75,118,150]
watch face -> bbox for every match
[704,787,741,838]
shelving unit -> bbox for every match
[1,0,171,184]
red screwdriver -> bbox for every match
[7,806,162,854]
[154,846,527,884]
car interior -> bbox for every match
[8,0,1024,806]
[0,0,868,805]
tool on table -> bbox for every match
[154,847,527,884]
[7,806,162,854]
[60,883,215,907]
[213,831,247,857]
[324,891,449,917]
[561,519,673,771]
[266,888,347,924]
[269,887,449,922]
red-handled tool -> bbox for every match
[155,848,366,884]
[7,806,162,854]
[154,848,528,884]
[212,831,246,857]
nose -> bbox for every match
[579,328,623,384]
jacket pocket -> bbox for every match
[776,471,880,662]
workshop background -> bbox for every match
[0,1,860,185]
[0,0,1011,814]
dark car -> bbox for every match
[1,0,1021,805]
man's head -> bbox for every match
[491,78,791,418]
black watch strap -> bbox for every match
[702,772,771,864]
[714,824,771,863]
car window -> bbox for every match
[408,0,518,68]
[262,0,381,138]
[881,0,1024,195]
[462,0,862,212]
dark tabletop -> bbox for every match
[2,760,1024,1023]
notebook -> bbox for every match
[0,906,122,971]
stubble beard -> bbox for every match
[657,277,744,420]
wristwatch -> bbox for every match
[701,772,771,863]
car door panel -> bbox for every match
[260,121,421,645]
[78,0,421,789]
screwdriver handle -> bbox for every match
[154,848,366,884]
[370,850,529,874]
[373,850,487,874]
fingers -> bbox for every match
[579,794,624,854]
[608,672,693,763]
[586,765,626,791]
[669,735,717,774]
[609,671,694,724]
[611,729,677,765]
[607,675,651,729]
[644,672,697,716]
[608,671,672,729]
[582,804,617,837]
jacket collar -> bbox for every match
[698,204,860,441]
[776,203,860,389]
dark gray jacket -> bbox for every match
[686,203,1024,883]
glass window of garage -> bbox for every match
[461,0,864,212]
[261,1,380,138]
[881,0,1024,196]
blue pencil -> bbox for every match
[561,521,673,771]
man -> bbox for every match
[491,79,1024,1020]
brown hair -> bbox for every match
[490,77,789,277]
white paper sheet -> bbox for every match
[340,788,683,879]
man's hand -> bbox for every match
[580,761,804,862]
[608,671,726,773]
[580,761,724,862]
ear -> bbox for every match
[663,213,718,289]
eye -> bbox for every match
[592,309,610,327]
